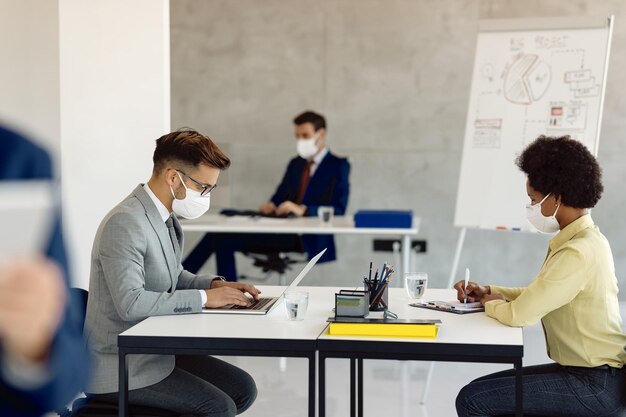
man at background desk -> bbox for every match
[183,110,350,280]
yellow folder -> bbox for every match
[328,322,439,338]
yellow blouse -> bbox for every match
[486,214,626,368]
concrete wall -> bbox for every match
[171,1,626,293]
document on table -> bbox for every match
[410,300,485,314]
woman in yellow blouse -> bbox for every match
[455,135,626,417]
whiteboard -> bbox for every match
[454,16,613,231]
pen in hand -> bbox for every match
[464,267,470,304]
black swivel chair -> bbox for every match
[56,288,177,417]
[239,241,308,285]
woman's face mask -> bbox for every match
[526,193,560,233]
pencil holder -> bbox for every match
[368,283,388,312]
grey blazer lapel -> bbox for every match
[132,185,178,289]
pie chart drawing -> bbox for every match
[503,54,551,105]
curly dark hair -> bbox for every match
[515,135,603,208]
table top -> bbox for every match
[120,286,329,342]
[179,214,420,236]
[119,287,523,354]
[319,288,523,347]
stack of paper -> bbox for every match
[410,300,485,314]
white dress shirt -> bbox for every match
[309,147,329,177]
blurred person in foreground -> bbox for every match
[0,125,89,416]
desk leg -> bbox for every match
[118,349,128,417]
[515,359,523,417]
[319,353,326,417]
[350,358,356,417]
[308,352,316,417]
[401,234,411,278]
[357,358,363,417]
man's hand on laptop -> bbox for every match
[204,281,261,308]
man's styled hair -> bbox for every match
[153,128,231,173]
[516,135,603,208]
[293,111,326,131]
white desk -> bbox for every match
[118,286,334,417]
[180,214,421,278]
[317,288,524,417]
[117,286,523,417]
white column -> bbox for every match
[0,0,61,161]
[59,0,171,288]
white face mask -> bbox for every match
[526,193,560,234]
[170,172,211,219]
[296,134,319,159]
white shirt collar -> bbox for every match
[312,147,328,166]
[143,183,171,223]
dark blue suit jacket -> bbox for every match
[0,126,89,416]
[271,151,350,262]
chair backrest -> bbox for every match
[69,287,88,336]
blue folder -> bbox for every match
[354,210,413,228]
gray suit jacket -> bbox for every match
[84,184,215,393]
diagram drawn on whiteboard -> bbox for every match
[470,31,605,150]
[503,53,551,105]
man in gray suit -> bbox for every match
[84,129,258,416]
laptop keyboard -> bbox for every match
[233,297,275,310]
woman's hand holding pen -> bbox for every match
[453,280,491,303]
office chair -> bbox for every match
[239,250,308,285]
[56,288,176,417]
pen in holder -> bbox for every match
[364,262,395,312]
[367,282,388,311]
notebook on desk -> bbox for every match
[410,300,485,315]
[202,248,326,315]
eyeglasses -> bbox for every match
[176,169,216,197]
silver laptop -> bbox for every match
[202,248,327,315]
